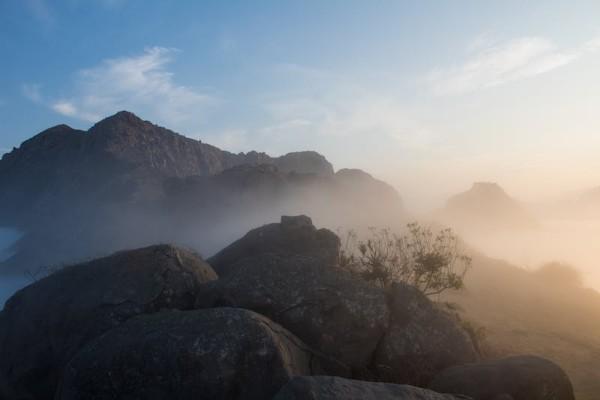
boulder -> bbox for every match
[374,283,479,386]
[58,308,349,400]
[428,355,575,400]
[196,253,389,371]
[207,215,340,276]
[273,376,471,400]
[0,244,217,400]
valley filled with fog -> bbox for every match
[458,217,600,289]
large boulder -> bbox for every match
[207,215,340,276]
[58,308,349,400]
[428,355,575,400]
[196,253,389,372]
[373,283,479,386]
[273,376,471,400]
[0,244,217,400]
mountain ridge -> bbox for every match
[0,111,403,273]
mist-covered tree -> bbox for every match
[339,223,471,295]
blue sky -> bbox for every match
[2,1,600,207]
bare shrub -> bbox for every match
[339,222,471,296]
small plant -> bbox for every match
[339,222,471,296]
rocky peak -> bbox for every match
[274,151,334,176]
[280,215,313,230]
[442,182,538,230]
[89,111,147,134]
[0,124,84,168]
[19,124,81,149]
[335,168,374,181]
[468,182,508,198]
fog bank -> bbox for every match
[0,228,27,309]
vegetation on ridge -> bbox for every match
[339,222,471,295]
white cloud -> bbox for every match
[49,47,216,124]
[51,101,77,117]
[260,90,433,151]
[22,83,43,103]
[428,36,600,96]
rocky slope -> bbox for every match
[0,216,575,399]
[0,111,403,274]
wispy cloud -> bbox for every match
[42,47,216,124]
[24,0,56,28]
[22,83,43,103]
[428,36,600,96]
[259,83,433,151]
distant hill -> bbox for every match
[437,182,538,232]
[444,251,600,400]
[0,111,404,273]
[562,186,600,218]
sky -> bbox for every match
[2,0,600,210]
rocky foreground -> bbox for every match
[0,216,575,400]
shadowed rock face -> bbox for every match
[0,244,216,400]
[275,151,334,176]
[208,215,341,276]
[374,283,479,386]
[198,217,478,383]
[196,253,389,370]
[273,376,471,400]
[58,308,349,400]
[428,355,575,400]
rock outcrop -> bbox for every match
[199,216,477,382]
[373,283,479,385]
[273,376,470,400]
[58,308,348,400]
[207,215,340,276]
[196,253,389,370]
[428,356,575,400]
[275,151,334,176]
[0,216,575,400]
[0,244,216,400]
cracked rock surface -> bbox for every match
[58,308,348,400]
[374,282,479,386]
[428,355,575,400]
[196,253,389,371]
[0,244,216,400]
[196,251,478,384]
[273,376,472,400]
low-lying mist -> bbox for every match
[0,228,27,309]
[455,217,600,289]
